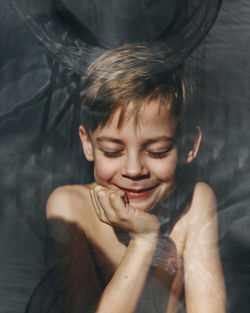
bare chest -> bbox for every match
[87,223,186,291]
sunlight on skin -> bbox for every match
[185,261,224,300]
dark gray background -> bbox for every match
[0,0,250,312]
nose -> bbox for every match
[121,154,149,180]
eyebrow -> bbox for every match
[96,137,124,144]
[142,137,176,149]
[143,136,176,145]
[96,136,176,145]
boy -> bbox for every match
[46,45,225,313]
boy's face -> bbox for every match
[80,102,199,212]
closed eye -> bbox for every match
[147,151,169,158]
[146,146,174,159]
[103,150,123,158]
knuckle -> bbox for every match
[109,192,117,201]
[96,189,106,199]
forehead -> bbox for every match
[93,101,179,138]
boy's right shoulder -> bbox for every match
[46,183,95,223]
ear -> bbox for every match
[185,126,202,164]
[79,125,94,161]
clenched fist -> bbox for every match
[90,186,160,241]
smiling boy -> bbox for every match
[46,45,225,313]
[81,101,179,212]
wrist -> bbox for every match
[130,232,159,253]
[130,215,160,243]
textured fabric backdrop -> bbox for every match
[0,0,249,312]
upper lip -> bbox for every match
[115,184,158,193]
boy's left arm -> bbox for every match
[184,182,226,313]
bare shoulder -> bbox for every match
[169,183,216,250]
[46,183,95,224]
[185,182,218,244]
[192,181,216,201]
[189,182,217,216]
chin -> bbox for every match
[129,200,155,212]
[129,184,175,212]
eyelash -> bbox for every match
[146,150,169,158]
[103,148,172,159]
[103,151,123,158]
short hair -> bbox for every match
[81,44,196,139]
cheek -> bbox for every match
[151,154,177,181]
[94,157,119,183]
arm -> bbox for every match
[90,186,160,313]
[46,186,160,313]
[184,183,226,313]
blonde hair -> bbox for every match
[81,44,192,134]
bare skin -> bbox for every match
[46,182,225,313]
[46,103,225,313]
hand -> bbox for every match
[90,186,160,241]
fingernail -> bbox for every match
[124,193,129,204]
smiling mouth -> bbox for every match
[116,185,158,199]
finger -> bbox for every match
[112,190,129,205]
[123,192,129,205]
[91,187,109,222]
[96,188,115,221]
[109,191,129,218]
[95,186,121,224]
[90,188,101,218]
